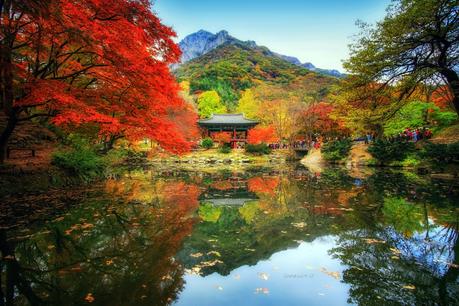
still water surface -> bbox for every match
[1,166,458,305]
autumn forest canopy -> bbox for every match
[0,0,198,163]
[0,0,458,162]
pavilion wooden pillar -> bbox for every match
[232,128,236,148]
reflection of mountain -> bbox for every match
[177,172,357,276]
[3,168,459,305]
[177,203,341,276]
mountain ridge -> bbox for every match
[174,42,338,110]
[177,30,344,78]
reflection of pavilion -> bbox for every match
[199,187,258,206]
[198,114,258,148]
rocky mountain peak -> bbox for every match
[177,30,344,77]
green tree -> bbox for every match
[384,101,458,135]
[344,0,459,115]
[197,91,227,118]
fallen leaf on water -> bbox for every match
[291,222,307,228]
[185,266,202,275]
[390,247,402,255]
[254,288,269,295]
[190,252,203,258]
[200,259,223,267]
[363,238,386,244]
[81,223,94,230]
[233,274,241,280]
[258,272,269,281]
[105,260,114,266]
[207,251,221,257]
[320,268,341,280]
[402,285,416,290]
[84,293,95,303]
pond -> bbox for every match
[1,165,458,305]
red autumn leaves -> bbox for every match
[3,0,198,154]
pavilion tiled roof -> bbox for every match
[198,114,258,126]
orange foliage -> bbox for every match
[212,132,232,144]
[248,177,280,195]
[432,86,454,109]
[2,0,198,154]
[248,125,278,144]
[303,102,347,133]
[211,180,234,191]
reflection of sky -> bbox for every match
[391,223,457,277]
[174,236,353,306]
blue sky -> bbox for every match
[153,0,390,71]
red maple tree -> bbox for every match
[431,86,454,109]
[303,102,347,135]
[247,125,278,144]
[212,132,232,144]
[0,0,197,161]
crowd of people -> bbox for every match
[268,136,325,150]
[386,127,433,142]
[260,127,434,151]
[361,127,433,144]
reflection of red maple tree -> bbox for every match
[163,182,201,213]
[248,177,280,195]
[211,181,234,191]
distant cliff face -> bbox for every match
[179,30,256,63]
[177,30,344,78]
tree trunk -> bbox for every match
[0,114,17,163]
[441,68,459,115]
[0,12,16,164]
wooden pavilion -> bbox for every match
[198,114,258,148]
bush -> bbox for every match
[322,139,352,161]
[201,137,214,149]
[52,135,106,182]
[245,143,271,155]
[368,140,415,165]
[219,144,232,154]
[421,142,459,163]
[400,155,421,167]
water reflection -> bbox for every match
[1,167,458,305]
